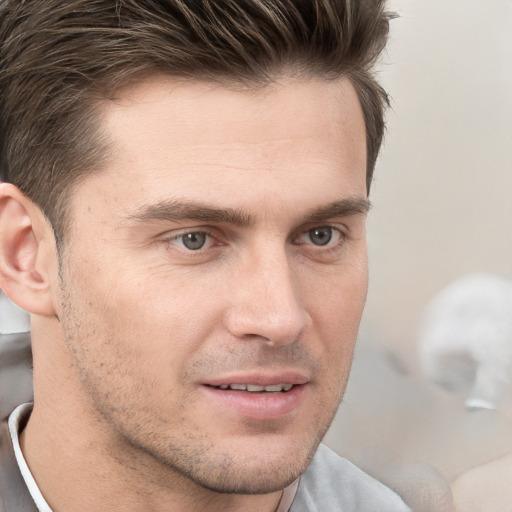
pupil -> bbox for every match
[310,227,332,246]
[183,232,206,250]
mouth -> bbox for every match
[210,383,294,393]
[201,377,308,420]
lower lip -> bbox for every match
[200,384,307,421]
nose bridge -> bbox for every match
[226,243,310,345]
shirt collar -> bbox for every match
[8,403,53,512]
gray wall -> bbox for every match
[325,2,512,507]
[365,0,512,366]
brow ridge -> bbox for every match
[127,197,370,227]
[304,198,371,223]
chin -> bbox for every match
[170,437,319,495]
[189,456,308,495]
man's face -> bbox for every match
[56,76,368,493]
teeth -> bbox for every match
[247,384,265,392]
[263,384,294,392]
[263,384,285,392]
[217,383,294,392]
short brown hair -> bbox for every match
[0,0,393,239]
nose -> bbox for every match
[224,249,311,346]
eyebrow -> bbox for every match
[127,199,254,227]
[304,197,371,223]
[126,197,370,227]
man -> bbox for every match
[0,1,411,510]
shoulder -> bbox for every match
[290,444,411,512]
[452,452,512,512]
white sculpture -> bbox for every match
[418,273,512,410]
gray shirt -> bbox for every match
[290,444,411,511]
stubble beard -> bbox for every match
[56,259,345,496]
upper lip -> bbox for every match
[203,371,310,388]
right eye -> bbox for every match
[168,231,215,251]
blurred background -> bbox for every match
[366,0,512,369]
[324,0,512,509]
[1,0,511,510]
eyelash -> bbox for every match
[163,225,347,256]
[294,226,345,250]
[165,229,219,252]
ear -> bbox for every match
[0,183,58,316]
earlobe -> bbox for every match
[0,183,57,316]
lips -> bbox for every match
[200,372,309,420]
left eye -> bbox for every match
[299,226,341,247]
[170,231,213,251]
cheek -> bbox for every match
[83,266,226,370]
[305,261,368,330]
[304,263,368,376]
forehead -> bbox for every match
[103,76,365,157]
[71,76,367,224]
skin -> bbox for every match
[0,76,368,511]
[452,451,512,512]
